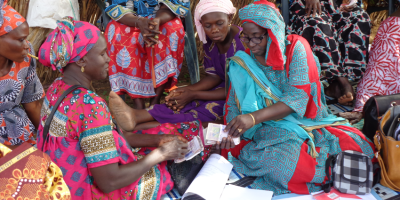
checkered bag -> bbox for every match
[323,150,373,195]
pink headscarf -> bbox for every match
[194,0,236,44]
[38,17,100,73]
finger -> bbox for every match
[229,122,240,136]
[148,29,162,34]
[305,2,311,17]
[220,138,228,149]
[312,3,317,18]
[149,21,158,26]
[229,138,235,149]
[179,141,189,149]
[318,2,322,15]
[225,118,236,132]
[148,37,159,44]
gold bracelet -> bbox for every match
[248,113,256,127]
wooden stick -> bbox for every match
[28,53,38,60]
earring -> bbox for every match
[81,66,85,73]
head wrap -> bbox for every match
[239,0,286,70]
[194,0,236,44]
[39,17,100,73]
[0,0,26,37]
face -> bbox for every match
[0,22,30,63]
[200,12,232,43]
[241,23,268,57]
[79,35,110,80]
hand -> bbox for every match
[338,111,362,125]
[340,4,356,12]
[137,17,161,47]
[165,88,195,111]
[225,114,254,137]
[158,134,188,147]
[157,137,189,160]
[305,0,322,18]
[215,136,236,150]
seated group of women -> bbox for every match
[0,0,389,198]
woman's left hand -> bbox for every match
[225,114,254,137]
[166,88,195,111]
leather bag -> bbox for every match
[362,94,400,141]
[374,104,400,191]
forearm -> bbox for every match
[123,131,165,147]
[193,88,226,101]
[155,5,176,25]
[184,75,222,91]
[118,13,140,27]
[90,149,164,193]
[252,102,295,125]
[22,100,42,130]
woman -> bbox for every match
[109,0,245,132]
[104,0,189,109]
[218,1,375,195]
[340,8,400,124]
[0,0,44,146]
[287,0,371,105]
[37,17,189,200]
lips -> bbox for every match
[212,36,222,41]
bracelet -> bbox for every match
[248,113,256,127]
[135,16,142,28]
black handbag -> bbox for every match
[362,94,400,141]
[167,154,204,196]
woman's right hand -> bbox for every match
[157,137,189,161]
[225,114,255,137]
[305,0,322,18]
[136,17,161,47]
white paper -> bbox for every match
[220,185,273,200]
[27,0,80,29]
[206,123,240,145]
[182,154,233,200]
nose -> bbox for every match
[23,40,29,50]
[211,25,219,34]
[105,54,110,63]
[249,40,257,47]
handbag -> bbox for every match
[362,94,400,141]
[374,104,400,191]
[322,150,373,195]
[167,154,204,196]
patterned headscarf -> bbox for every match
[239,0,286,70]
[0,0,26,37]
[194,0,236,44]
[39,17,100,73]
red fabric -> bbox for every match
[0,1,26,36]
[221,140,252,159]
[287,142,317,194]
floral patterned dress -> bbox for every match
[37,78,174,200]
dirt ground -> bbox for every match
[91,63,207,108]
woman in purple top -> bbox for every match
[109,0,245,131]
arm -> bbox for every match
[155,4,176,26]
[22,100,42,130]
[90,139,188,193]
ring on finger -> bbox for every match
[154,35,159,39]
[238,128,243,133]
[175,100,179,105]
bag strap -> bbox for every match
[41,85,88,151]
[322,155,337,193]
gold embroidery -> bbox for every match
[205,67,216,73]
[189,110,199,118]
[204,52,212,60]
[134,153,157,200]
[80,131,117,156]
[146,105,154,112]
[194,100,200,107]
[206,102,222,120]
[233,38,237,53]
[0,146,36,173]
[209,42,215,52]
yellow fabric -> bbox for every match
[0,143,71,200]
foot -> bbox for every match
[338,92,354,106]
[338,111,363,124]
[109,91,137,131]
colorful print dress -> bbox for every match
[0,42,44,145]
[104,0,188,98]
[354,17,400,112]
[287,0,371,81]
[37,78,174,200]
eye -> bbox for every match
[217,21,224,25]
